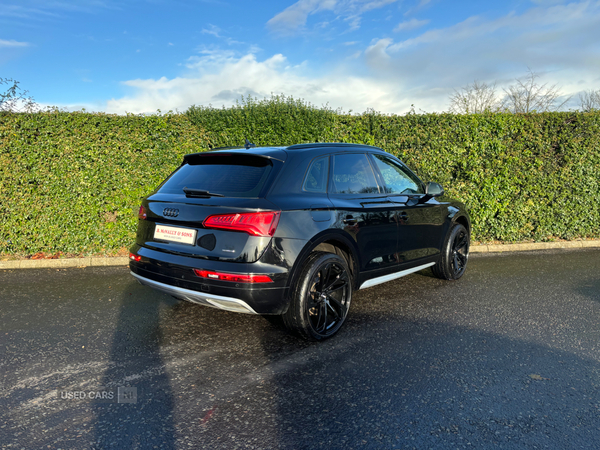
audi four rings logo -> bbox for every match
[163,208,179,217]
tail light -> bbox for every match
[129,252,141,262]
[193,269,273,283]
[203,211,280,237]
[138,205,147,220]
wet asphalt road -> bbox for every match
[1,249,599,449]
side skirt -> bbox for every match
[358,262,435,290]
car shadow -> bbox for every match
[91,278,177,449]
[577,277,600,303]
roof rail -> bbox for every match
[286,142,381,151]
[208,146,246,151]
[208,139,256,151]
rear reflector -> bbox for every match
[193,269,273,283]
[203,211,280,237]
[129,253,141,262]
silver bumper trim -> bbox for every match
[130,271,258,314]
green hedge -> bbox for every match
[1,99,599,257]
[0,110,207,256]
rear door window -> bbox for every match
[158,154,274,198]
[329,153,380,195]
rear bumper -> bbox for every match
[131,271,258,314]
[129,245,291,314]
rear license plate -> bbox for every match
[154,224,197,245]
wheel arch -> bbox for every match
[453,214,471,235]
[286,230,361,293]
[453,214,471,236]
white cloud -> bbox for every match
[105,49,410,114]
[388,2,595,52]
[364,37,392,68]
[393,18,429,32]
[267,0,338,33]
[0,4,59,19]
[358,0,398,13]
[0,39,29,47]
[0,1,112,20]
[363,1,600,110]
[267,0,399,34]
[403,0,433,17]
[200,24,245,46]
[36,101,104,112]
[106,1,600,114]
[202,24,221,38]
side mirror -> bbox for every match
[425,181,444,197]
[418,182,444,204]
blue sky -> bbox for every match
[1,0,599,114]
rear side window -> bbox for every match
[330,153,380,195]
[158,154,273,198]
[303,156,329,193]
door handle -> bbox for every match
[343,215,357,225]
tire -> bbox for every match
[432,223,470,280]
[283,252,352,341]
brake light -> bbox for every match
[138,205,147,220]
[193,269,273,283]
[203,211,280,237]
[129,252,141,262]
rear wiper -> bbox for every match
[183,187,225,198]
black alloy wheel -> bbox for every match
[433,223,470,280]
[283,252,352,340]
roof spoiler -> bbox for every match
[182,152,279,166]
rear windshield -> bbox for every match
[158,154,274,198]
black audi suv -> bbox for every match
[129,143,470,340]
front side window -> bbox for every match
[330,153,380,195]
[371,155,424,195]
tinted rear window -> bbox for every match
[330,153,380,195]
[158,154,273,198]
